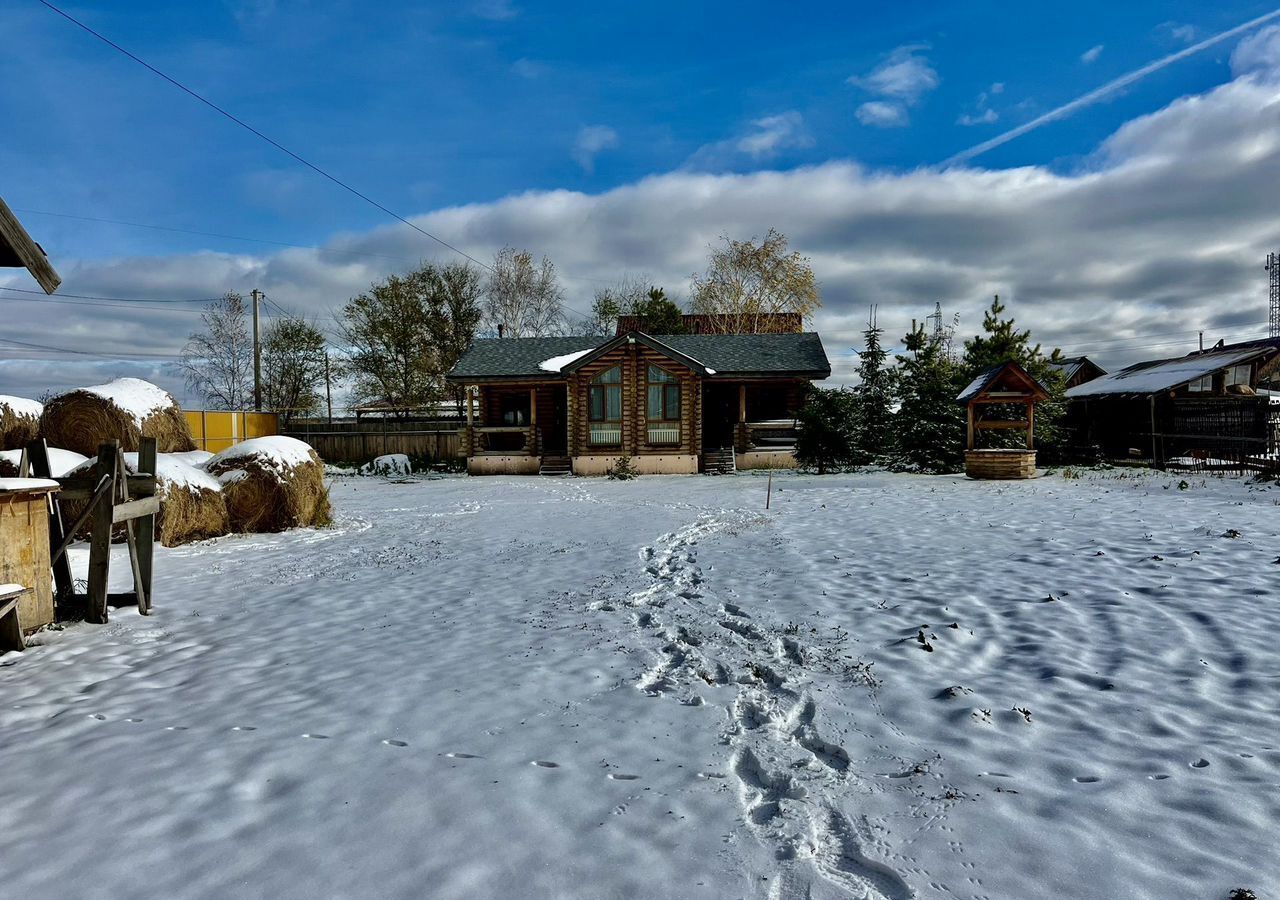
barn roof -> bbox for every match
[1065,343,1277,399]
[1048,355,1105,383]
[448,331,830,381]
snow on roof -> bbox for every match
[0,477,59,492]
[0,583,27,597]
[81,377,175,426]
[0,394,42,418]
[538,349,596,372]
[1066,347,1266,398]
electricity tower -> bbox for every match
[1269,252,1280,338]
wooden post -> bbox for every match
[0,195,61,294]
[27,439,74,601]
[135,438,157,614]
[738,384,747,423]
[86,442,118,625]
[251,288,263,412]
[1026,401,1035,450]
[966,403,976,450]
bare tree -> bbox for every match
[262,316,327,428]
[484,247,566,337]
[690,229,821,333]
[177,291,254,410]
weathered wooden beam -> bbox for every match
[86,442,117,624]
[974,420,1032,430]
[27,439,75,598]
[111,496,160,524]
[0,594,24,652]
[56,473,155,501]
[136,438,156,613]
[0,195,61,294]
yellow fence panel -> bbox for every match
[185,411,280,453]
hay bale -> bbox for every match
[0,447,88,478]
[63,453,229,547]
[0,395,42,451]
[39,378,196,457]
[204,436,332,533]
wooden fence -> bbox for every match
[283,419,461,464]
[184,411,279,453]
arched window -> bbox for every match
[647,365,681,444]
[588,366,622,445]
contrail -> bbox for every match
[943,8,1280,166]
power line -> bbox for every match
[0,336,181,360]
[0,285,217,303]
[12,207,420,266]
[37,0,494,274]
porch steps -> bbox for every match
[539,456,573,476]
[703,448,737,475]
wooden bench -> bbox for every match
[0,584,29,652]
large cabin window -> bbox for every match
[589,366,622,445]
[1187,375,1214,394]
[646,365,681,444]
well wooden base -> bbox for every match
[965,449,1037,480]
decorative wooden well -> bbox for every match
[956,361,1050,480]
[0,477,61,638]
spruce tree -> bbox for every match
[794,387,857,474]
[850,313,894,464]
[892,322,966,473]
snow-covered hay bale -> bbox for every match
[39,378,196,457]
[62,453,229,547]
[0,395,42,451]
[0,447,88,478]
[204,436,332,533]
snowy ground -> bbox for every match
[2,469,1278,899]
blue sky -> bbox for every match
[2,0,1265,258]
[5,1,1280,401]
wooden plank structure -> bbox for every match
[0,194,61,295]
[0,478,61,641]
[956,361,1051,480]
[24,438,158,625]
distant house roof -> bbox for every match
[1066,341,1278,399]
[956,360,1050,404]
[615,312,802,335]
[1048,355,1106,385]
[447,331,831,382]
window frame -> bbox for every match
[588,365,623,446]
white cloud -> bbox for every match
[8,61,1280,400]
[990,82,1005,94]
[957,108,999,126]
[849,44,939,128]
[1158,22,1198,45]
[510,58,545,79]
[1081,44,1104,64]
[1231,24,1280,79]
[856,100,909,128]
[467,0,517,20]
[571,125,619,174]
[686,111,813,168]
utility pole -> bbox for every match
[324,352,333,425]
[251,288,263,412]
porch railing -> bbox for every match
[472,425,539,455]
[737,419,800,453]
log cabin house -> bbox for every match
[447,331,830,475]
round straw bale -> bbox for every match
[39,378,196,457]
[0,447,88,478]
[0,395,43,451]
[62,453,229,547]
[204,436,332,533]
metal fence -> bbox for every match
[184,411,279,453]
[1151,404,1280,476]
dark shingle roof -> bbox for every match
[448,332,831,381]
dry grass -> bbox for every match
[206,449,332,533]
[40,388,196,457]
[0,399,40,451]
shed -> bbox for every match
[956,361,1051,479]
